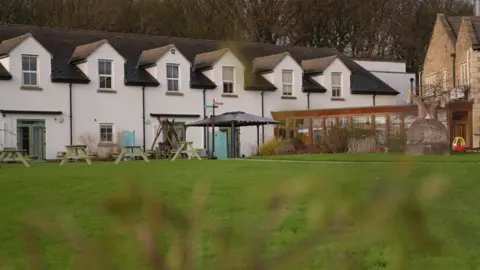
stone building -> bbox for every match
[422,7,480,148]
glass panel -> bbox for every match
[375,115,387,145]
[105,77,112,89]
[312,117,323,145]
[389,113,402,137]
[98,60,105,74]
[30,73,38,86]
[172,65,178,78]
[282,70,292,83]
[339,117,349,128]
[167,65,173,78]
[332,73,341,86]
[31,57,37,71]
[22,56,29,71]
[352,115,373,137]
[167,80,174,91]
[287,118,295,139]
[403,112,416,138]
[23,72,30,85]
[18,126,30,153]
[105,61,111,75]
[32,126,44,160]
[173,80,179,91]
[222,67,234,81]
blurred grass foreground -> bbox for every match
[0,157,477,269]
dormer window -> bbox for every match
[282,70,293,96]
[166,63,179,91]
[98,59,113,89]
[332,72,342,98]
[222,66,234,94]
[21,55,38,87]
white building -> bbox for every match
[354,59,416,105]
[0,25,400,160]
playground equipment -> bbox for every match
[150,118,181,159]
[452,137,467,152]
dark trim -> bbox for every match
[372,94,376,106]
[191,83,216,90]
[126,80,159,87]
[69,83,73,145]
[51,77,90,84]
[0,110,62,115]
[351,90,398,96]
[203,89,207,148]
[142,86,146,150]
[303,88,327,93]
[0,75,12,80]
[245,86,277,91]
[150,113,201,118]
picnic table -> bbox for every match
[171,142,202,161]
[59,145,92,165]
[0,148,31,167]
[114,146,150,164]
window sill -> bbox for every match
[97,89,117,94]
[281,96,297,100]
[221,94,238,98]
[20,86,43,91]
[98,142,116,147]
[331,98,345,101]
[165,91,184,96]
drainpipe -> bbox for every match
[142,86,146,150]
[307,92,311,109]
[451,53,456,87]
[203,89,207,148]
[261,91,265,143]
[372,94,376,106]
[69,83,73,145]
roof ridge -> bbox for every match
[0,23,338,52]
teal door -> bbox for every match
[17,120,46,161]
[122,131,135,147]
[208,130,228,159]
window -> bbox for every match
[98,60,113,89]
[166,64,179,91]
[467,50,471,85]
[461,63,467,86]
[331,72,342,98]
[22,55,38,86]
[99,123,114,143]
[222,66,234,94]
[282,70,293,96]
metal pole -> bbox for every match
[256,125,260,155]
[211,98,216,159]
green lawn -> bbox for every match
[1,158,480,269]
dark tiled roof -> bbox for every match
[302,75,326,93]
[138,44,175,67]
[245,72,276,91]
[0,33,30,56]
[190,69,216,89]
[194,48,229,70]
[0,24,398,95]
[252,52,289,73]
[445,15,480,49]
[69,39,108,63]
[0,62,11,80]
[302,55,337,73]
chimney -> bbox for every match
[476,0,480,16]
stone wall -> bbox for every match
[422,14,456,96]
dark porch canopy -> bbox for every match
[185,111,279,158]
[185,111,279,127]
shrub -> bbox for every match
[275,140,296,155]
[259,137,284,156]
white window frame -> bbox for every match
[331,72,342,98]
[222,66,234,94]
[21,54,39,87]
[98,59,113,90]
[99,123,114,143]
[166,63,180,91]
[282,70,293,96]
